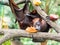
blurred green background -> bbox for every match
[0,0,60,45]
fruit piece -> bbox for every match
[26,26,38,33]
[33,0,41,6]
[49,14,59,21]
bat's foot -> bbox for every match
[26,27,38,33]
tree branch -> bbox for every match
[0,0,26,6]
[0,34,12,44]
[0,29,60,44]
[30,0,60,33]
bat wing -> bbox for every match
[9,0,25,21]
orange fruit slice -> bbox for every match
[26,27,38,33]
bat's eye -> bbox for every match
[25,14,29,16]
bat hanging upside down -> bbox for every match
[17,9,59,42]
[26,10,59,33]
[9,0,59,42]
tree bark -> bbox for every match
[0,29,60,44]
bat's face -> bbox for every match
[32,18,41,31]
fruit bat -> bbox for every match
[9,0,58,42]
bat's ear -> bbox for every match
[23,1,29,14]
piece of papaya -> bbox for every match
[26,27,38,33]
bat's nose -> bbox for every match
[35,25,41,31]
[33,21,41,31]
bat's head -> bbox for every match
[32,18,42,31]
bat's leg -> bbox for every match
[41,40,47,45]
